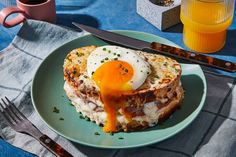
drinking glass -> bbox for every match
[181,0,235,53]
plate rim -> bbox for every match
[31,30,207,149]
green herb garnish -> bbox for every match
[94,132,100,135]
[59,117,64,121]
[79,115,85,119]
[103,48,107,51]
[163,62,168,66]
[109,132,114,136]
[175,68,180,72]
[155,75,160,79]
[76,52,84,57]
[85,117,90,121]
[118,137,124,140]
[53,107,60,113]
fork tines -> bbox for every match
[0,97,74,157]
[0,97,26,125]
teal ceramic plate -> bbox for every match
[31,30,207,149]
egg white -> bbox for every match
[87,46,151,90]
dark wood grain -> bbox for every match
[39,135,73,157]
[150,42,236,72]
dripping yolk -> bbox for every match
[92,60,134,132]
[93,60,134,91]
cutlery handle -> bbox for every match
[39,135,73,157]
[150,42,236,72]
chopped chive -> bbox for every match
[95,132,100,135]
[141,70,143,72]
[147,72,150,75]
[79,115,85,119]
[103,48,106,51]
[53,107,60,113]
[92,71,94,75]
[85,117,90,121]
[126,52,129,54]
[105,57,109,60]
[108,50,111,53]
[155,75,160,79]
[137,60,139,62]
[114,58,118,60]
[59,117,64,121]
[117,54,121,57]
[113,53,116,55]
[175,68,180,72]
[101,60,104,63]
[118,137,124,139]
[125,69,128,73]
[76,52,84,57]
[109,132,114,136]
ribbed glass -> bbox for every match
[181,0,235,25]
[180,0,235,53]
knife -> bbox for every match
[72,22,236,73]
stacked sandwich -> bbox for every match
[64,45,184,132]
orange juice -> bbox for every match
[180,0,235,53]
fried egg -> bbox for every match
[87,46,151,91]
[86,46,151,132]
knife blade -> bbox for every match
[72,22,236,73]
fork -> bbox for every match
[0,97,73,157]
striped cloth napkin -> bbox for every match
[0,20,236,157]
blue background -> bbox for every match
[0,0,236,156]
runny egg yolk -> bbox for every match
[92,60,134,132]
